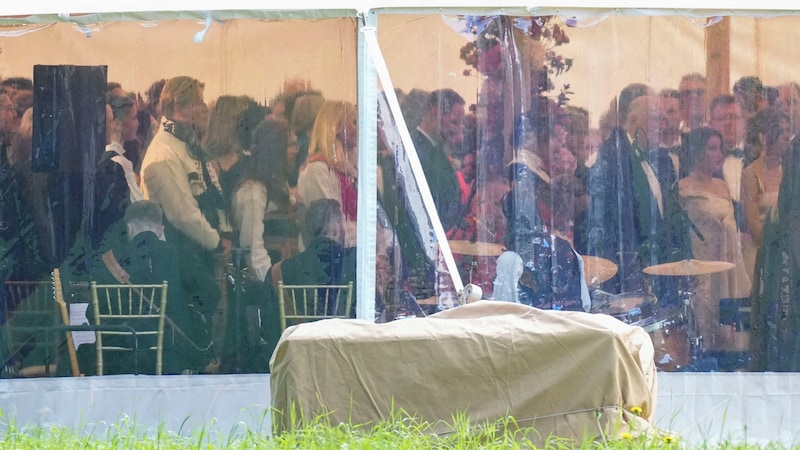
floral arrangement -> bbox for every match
[458,15,574,105]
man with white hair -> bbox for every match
[257,199,356,371]
[588,94,691,297]
[267,198,357,306]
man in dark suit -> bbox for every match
[652,89,681,189]
[678,73,707,135]
[93,94,143,253]
[409,88,465,232]
[90,200,211,375]
[588,95,691,298]
[393,89,465,301]
[709,94,751,233]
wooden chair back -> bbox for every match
[52,269,81,377]
[90,281,168,375]
[2,278,60,375]
[277,281,353,332]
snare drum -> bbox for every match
[593,292,655,324]
[633,313,690,372]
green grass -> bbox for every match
[0,407,787,449]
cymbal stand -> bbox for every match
[467,257,477,285]
[679,275,703,363]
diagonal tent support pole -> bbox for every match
[361,26,465,302]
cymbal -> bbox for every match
[581,255,618,286]
[447,240,505,257]
[416,296,439,306]
[642,259,735,276]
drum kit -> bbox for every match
[448,240,505,258]
[447,240,505,284]
[446,238,738,371]
[590,257,738,371]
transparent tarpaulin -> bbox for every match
[1,9,800,377]
[0,14,359,376]
[376,12,800,373]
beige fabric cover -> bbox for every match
[270,301,656,441]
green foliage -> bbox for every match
[0,407,787,449]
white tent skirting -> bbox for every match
[0,373,798,446]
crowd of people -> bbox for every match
[1,68,798,375]
[0,75,361,375]
[387,75,800,373]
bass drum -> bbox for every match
[633,312,690,372]
[592,291,655,324]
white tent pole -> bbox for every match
[356,12,378,322]
[362,26,465,298]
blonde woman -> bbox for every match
[297,100,358,247]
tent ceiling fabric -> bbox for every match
[0,19,358,105]
[0,12,792,124]
[1,1,800,20]
[0,10,359,26]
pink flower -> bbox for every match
[477,44,504,77]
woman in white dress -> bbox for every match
[679,126,752,365]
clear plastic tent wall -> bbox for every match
[0,11,360,376]
[374,11,800,374]
[1,8,800,376]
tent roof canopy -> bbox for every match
[0,1,798,21]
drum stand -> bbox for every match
[679,277,704,365]
[642,260,738,372]
[467,257,477,285]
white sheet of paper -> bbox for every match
[69,303,95,347]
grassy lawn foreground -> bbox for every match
[0,407,776,449]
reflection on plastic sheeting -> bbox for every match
[0,11,799,375]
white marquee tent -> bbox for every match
[2,1,800,445]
